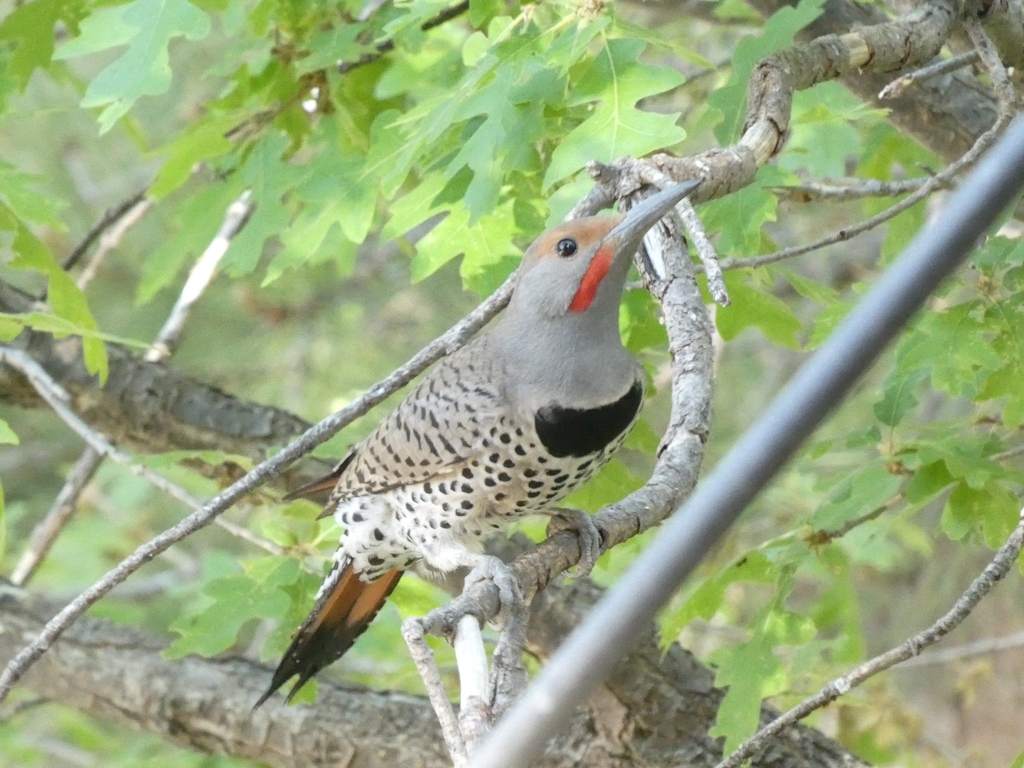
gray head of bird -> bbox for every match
[506,179,701,328]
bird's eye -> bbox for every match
[556,238,578,258]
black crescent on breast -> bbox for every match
[534,379,643,459]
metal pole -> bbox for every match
[469,115,1024,768]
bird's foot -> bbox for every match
[463,555,523,630]
[547,507,603,578]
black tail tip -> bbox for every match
[252,688,275,711]
[253,674,312,711]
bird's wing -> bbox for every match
[286,342,506,512]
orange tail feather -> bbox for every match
[255,560,402,708]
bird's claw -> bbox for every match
[464,555,523,630]
[547,507,603,578]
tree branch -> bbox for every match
[60,188,149,272]
[743,0,996,164]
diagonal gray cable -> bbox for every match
[469,115,1024,768]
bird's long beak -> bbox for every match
[603,179,701,251]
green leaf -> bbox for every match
[0,312,147,350]
[700,165,791,256]
[49,270,108,381]
[781,83,877,177]
[977,308,1024,427]
[973,235,1024,274]
[895,303,999,399]
[880,198,925,263]
[545,38,685,188]
[710,632,786,752]
[0,162,66,230]
[0,0,79,90]
[906,437,1013,490]
[269,118,378,282]
[709,595,815,752]
[808,295,855,347]
[469,0,501,27]
[904,460,954,505]
[166,557,300,658]
[624,417,660,453]
[660,552,775,644]
[0,315,21,342]
[54,0,211,132]
[224,132,308,276]
[812,464,902,532]
[874,368,926,427]
[445,61,552,219]
[941,482,1019,546]
[295,23,367,74]
[564,459,644,513]
[778,267,838,306]
[715,273,801,348]
[620,289,668,352]
[382,172,450,241]
[410,200,520,286]
[0,418,18,445]
[6,219,108,381]
[149,114,237,199]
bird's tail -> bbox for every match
[255,558,402,708]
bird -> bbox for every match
[256,179,701,707]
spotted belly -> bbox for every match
[334,434,628,580]
[334,380,643,580]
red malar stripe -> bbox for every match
[569,247,612,313]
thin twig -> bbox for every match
[9,448,102,586]
[900,629,1024,667]
[60,188,148,271]
[991,442,1024,462]
[678,198,728,305]
[720,112,1012,272]
[879,50,980,99]
[337,1,470,74]
[453,615,491,751]
[964,15,1019,109]
[806,493,904,546]
[402,618,468,766]
[0,274,516,703]
[213,515,287,558]
[631,160,728,305]
[773,176,928,202]
[0,695,48,724]
[76,198,153,290]
[356,0,390,22]
[714,508,1024,768]
[144,191,253,363]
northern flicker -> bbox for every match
[256,180,700,706]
